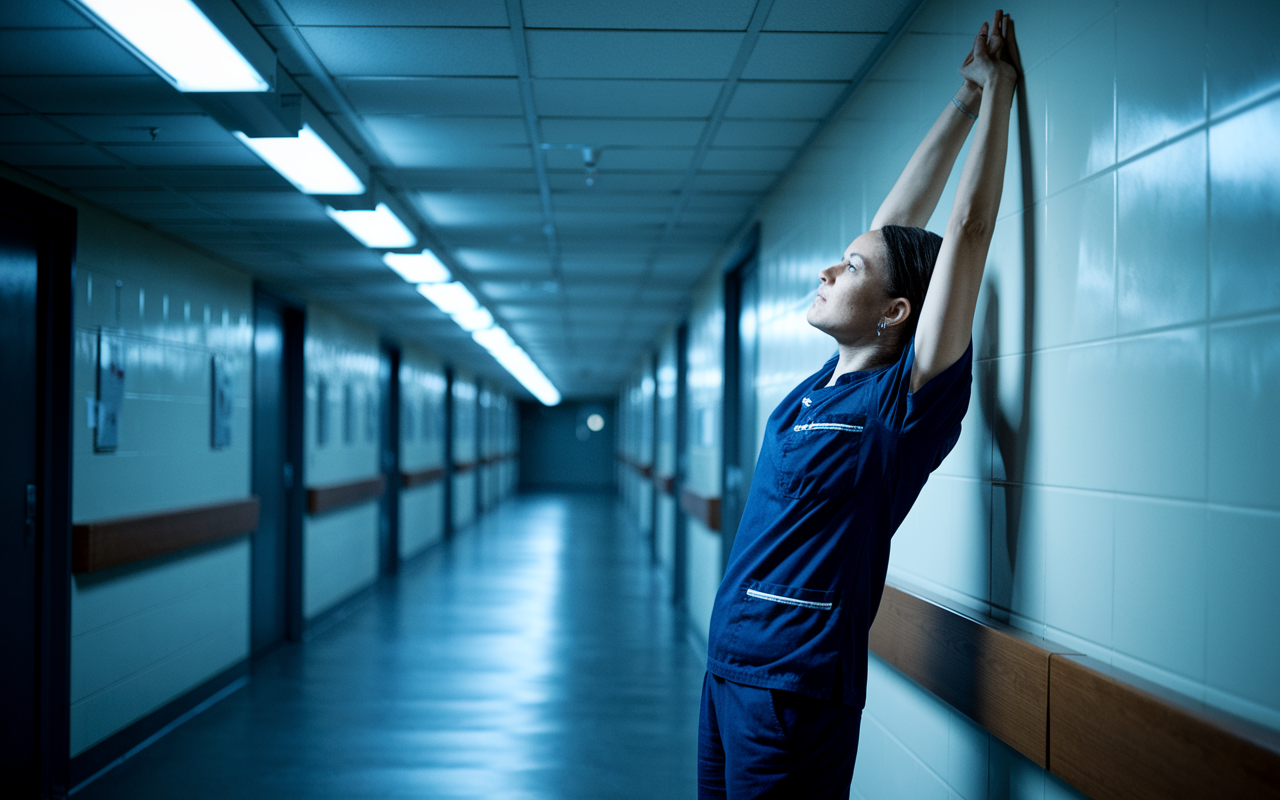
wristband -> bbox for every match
[951,96,978,120]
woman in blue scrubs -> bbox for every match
[698,10,1022,799]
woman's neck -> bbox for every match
[826,340,901,387]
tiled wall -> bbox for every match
[619,354,656,538]
[654,334,678,571]
[302,306,381,620]
[14,161,257,756]
[619,0,1280,794]
[683,269,725,645]
[398,344,446,559]
[451,371,477,530]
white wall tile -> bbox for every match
[1205,507,1280,716]
[1040,172,1115,348]
[1208,316,1280,510]
[1116,132,1207,333]
[1209,97,1280,318]
[1112,497,1207,680]
[990,485,1046,627]
[1042,488,1114,647]
[1116,0,1206,160]
[1206,0,1280,116]
[1043,13,1116,195]
[303,503,379,619]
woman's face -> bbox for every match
[806,230,899,343]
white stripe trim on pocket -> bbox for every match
[745,588,834,610]
[792,422,863,433]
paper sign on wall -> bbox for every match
[211,355,233,450]
[95,328,125,452]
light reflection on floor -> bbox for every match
[75,493,703,799]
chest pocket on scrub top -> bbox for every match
[775,414,865,499]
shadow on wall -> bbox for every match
[974,73,1039,799]
[519,400,616,492]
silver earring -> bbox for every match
[876,318,886,337]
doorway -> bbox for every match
[720,230,760,568]
[0,177,74,797]
[378,343,400,575]
[250,289,305,655]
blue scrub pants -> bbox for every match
[697,672,862,799]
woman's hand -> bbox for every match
[959,10,1018,91]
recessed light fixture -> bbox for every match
[491,346,560,406]
[451,307,494,332]
[472,327,515,353]
[75,0,269,92]
[325,203,416,248]
[234,125,364,194]
[416,282,478,315]
[382,251,451,284]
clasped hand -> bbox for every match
[960,9,1020,92]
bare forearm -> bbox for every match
[870,82,982,230]
[946,78,1013,240]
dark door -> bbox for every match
[0,180,74,798]
[0,214,41,796]
[378,344,400,575]
[672,322,689,608]
[721,240,760,568]
[251,290,304,654]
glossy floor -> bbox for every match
[75,493,705,799]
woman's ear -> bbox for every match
[884,297,911,327]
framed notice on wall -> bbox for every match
[95,328,125,452]
[211,355,233,450]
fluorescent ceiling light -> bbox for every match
[383,251,451,284]
[416,282,478,315]
[472,327,515,353]
[234,125,364,195]
[491,345,560,406]
[77,0,269,92]
[451,307,494,332]
[326,203,416,248]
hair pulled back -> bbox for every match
[879,224,943,340]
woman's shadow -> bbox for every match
[975,67,1037,798]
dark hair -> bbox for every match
[879,224,943,339]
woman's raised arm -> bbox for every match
[910,11,1019,392]
[869,76,983,229]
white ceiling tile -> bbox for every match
[700,147,796,171]
[0,77,198,114]
[415,192,542,226]
[0,3,93,27]
[532,79,721,117]
[341,77,523,116]
[741,33,880,81]
[694,172,782,192]
[522,0,756,30]
[276,0,508,25]
[553,191,676,210]
[391,169,539,192]
[300,27,517,76]
[540,118,706,148]
[0,115,78,143]
[105,143,262,168]
[548,171,683,192]
[54,114,234,144]
[713,119,819,148]
[764,0,909,32]
[367,116,528,147]
[527,31,741,80]
[381,143,534,169]
[726,81,847,119]
[543,147,694,172]
[456,248,552,272]
[0,143,118,167]
[0,30,149,77]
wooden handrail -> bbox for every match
[656,474,675,496]
[1049,654,1280,800]
[679,488,721,531]
[72,497,259,573]
[305,475,385,515]
[401,466,445,489]
[870,581,1280,797]
[453,460,476,473]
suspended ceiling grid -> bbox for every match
[0,0,918,400]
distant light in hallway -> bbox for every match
[416,282,478,315]
[325,203,416,248]
[586,413,604,431]
[234,125,364,194]
[451,307,494,332]
[74,0,269,92]
[382,250,451,284]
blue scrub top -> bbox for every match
[706,337,973,707]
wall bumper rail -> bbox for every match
[401,466,445,489]
[869,580,1280,799]
[305,475,386,515]
[72,497,260,573]
[679,488,721,532]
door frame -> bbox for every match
[720,225,760,569]
[378,341,401,575]
[0,177,76,798]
